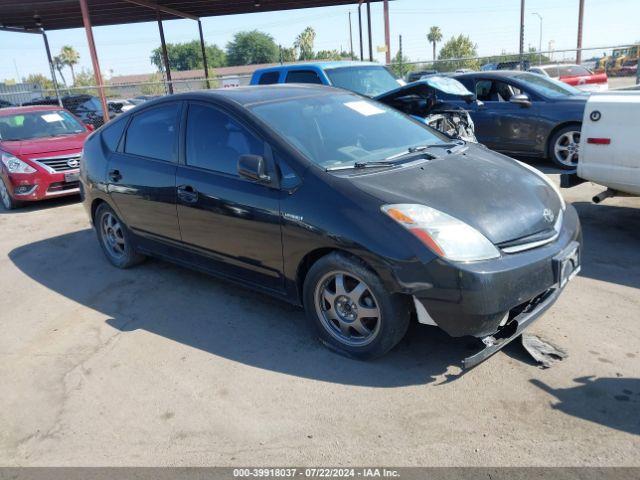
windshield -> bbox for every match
[0,110,85,141]
[512,72,583,97]
[325,66,400,97]
[422,76,474,97]
[250,92,448,169]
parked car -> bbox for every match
[453,71,588,169]
[22,94,115,128]
[80,86,582,366]
[407,70,437,82]
[528,64,608,92]
[108,99,136,113]
[0,99,13,109]
[251,62,477,141]
[0,105,92,209]
[561,92,640,202]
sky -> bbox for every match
[1,0,639,82]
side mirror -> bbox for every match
[85,123,95,131]
[509,93,531,107]
[238,154,270,183]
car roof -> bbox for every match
[0,105,65,116]
[145,84,347,108]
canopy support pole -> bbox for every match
[157,12,173,94]
[79,0,109,123]
[41,30,63,107]
[198,20,210,89]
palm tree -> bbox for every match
[60,45,80,85]
[295,27,316,61]
[427,26,443,62]
[53,55,68,87]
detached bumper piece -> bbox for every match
[463,287,560,369]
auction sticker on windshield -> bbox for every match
[344,101,385,116]
[41,113,64,123]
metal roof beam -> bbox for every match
[122,0,198,21]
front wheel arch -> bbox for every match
[295,248,389,308]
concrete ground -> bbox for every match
[0,164,638,467]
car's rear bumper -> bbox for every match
[5,170,80,201]
[396,204,582,339]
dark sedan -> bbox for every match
[80,85,582,366]
[453,71,588,169]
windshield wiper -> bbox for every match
[325,160,398,171]
[385,141,464,161]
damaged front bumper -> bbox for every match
[401,204,582,368]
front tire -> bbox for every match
[303,252,411,360]
[550,125,581,169]
[94,203,145,268]
[0,177,21,210]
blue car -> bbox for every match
[251,62,478,141]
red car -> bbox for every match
[0,105,92,210]
[529,64,609,92]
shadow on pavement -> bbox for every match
[531,376,640,436]
[0,194,81,215]
[572,201,640,290]
[9,229,479,388]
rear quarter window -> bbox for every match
[285,70,323,84]
[258,71,280,85]
[101,116,127,151]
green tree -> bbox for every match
[427,26,443,62]
[390,50,414,77]
[295,27,316,61]
[23,73,54,91]
[53,55,67,87]
[226,30,279,66]
[151,40,226,72]
[279,46,298,63]
[315,49,351,61]
[437,34,479,72]
[60,45,80,84]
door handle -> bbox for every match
[108,169,122,182]
[177,184,198,204]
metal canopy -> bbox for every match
[0,0,385,31]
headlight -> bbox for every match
[382,204,500,262]
[1,152,37,174]
[515,159,566,211]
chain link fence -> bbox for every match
[390,44,640,89]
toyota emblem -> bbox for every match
[67,158,80,168]
[543,208,555,223]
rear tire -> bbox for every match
[0,177,21,210]
[94,203,145,268]
[303,252,411,360]
[550,125,582,170]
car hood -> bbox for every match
[375,76,475,104]
[347,145,563,245]
[0,133,88,156]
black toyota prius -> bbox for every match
[80,84,582,367]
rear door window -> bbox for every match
[285,70,323,84]
[124,103,180,162]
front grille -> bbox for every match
[33,154,81,173]
[499,210,563,254]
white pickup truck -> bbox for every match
[561,91,640,202]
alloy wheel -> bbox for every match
[100,211,126,259]
[314,271,382,347]
[554,130,581,168]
